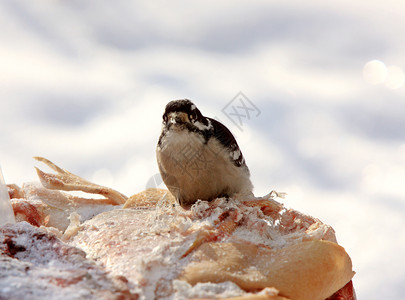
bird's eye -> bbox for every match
[163,115,168,122]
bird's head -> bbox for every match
[162,99,211,131]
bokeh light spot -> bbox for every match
[363,60,388,85]
[385,65,405,89]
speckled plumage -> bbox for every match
[156,99,253,208]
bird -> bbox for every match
[156,99,253,208]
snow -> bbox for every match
[0,222,134,299]
[173,280,245,299]
[1,1,405,299]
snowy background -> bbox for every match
[1,1,405,298]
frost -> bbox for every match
[173,280,245,299]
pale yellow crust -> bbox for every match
[123,188,176,208]
[180,240,354,300]
[34,156,127,205]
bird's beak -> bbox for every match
[167,112,189,126]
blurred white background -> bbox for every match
[1,1,405,298]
